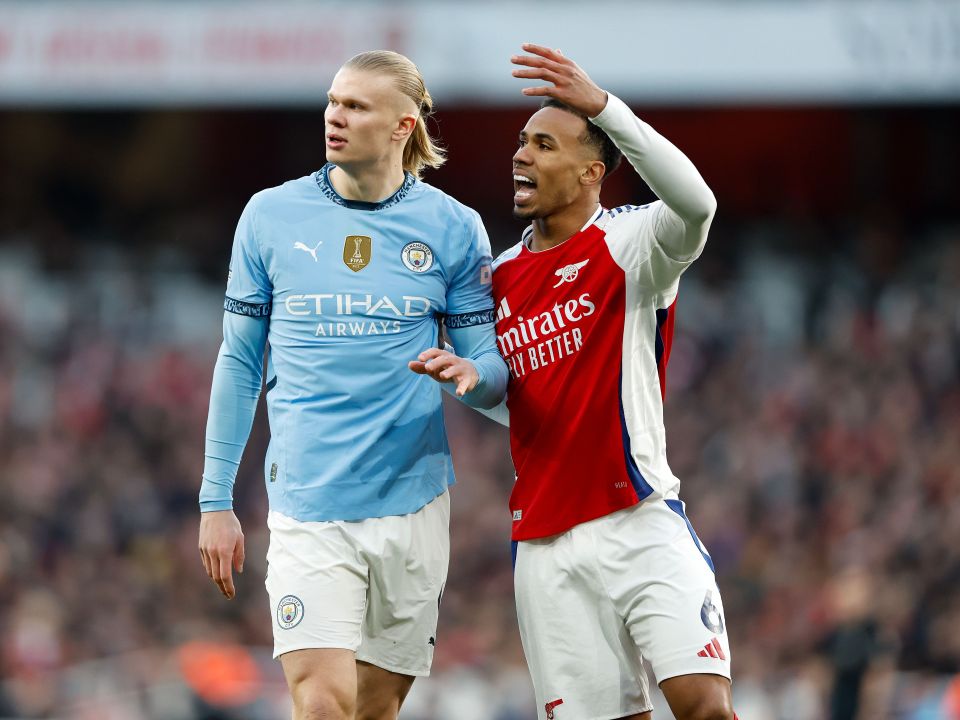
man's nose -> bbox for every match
[513,145,531,164]
[326,106,345,127]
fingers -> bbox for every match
[217,551,235,599]
[233,537,245,575]
[419,350,458,374]
[511,54,564,76]
[199,512,243,599]
[416,347,447,362]
[427,357,460,377]
[521,86,555,97]
[455,376,471,397]
[511,67,561,83]
[519,43,569,64]
[410,350,461,384]
[199,547,212,578]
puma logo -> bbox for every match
[294,240,323,262]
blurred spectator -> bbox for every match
[1,211,959,718]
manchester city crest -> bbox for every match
[401,241,434,273]
[277,595,304,629]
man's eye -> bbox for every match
[517,139,527,147]
[540,144,550,151]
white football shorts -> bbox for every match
[265,490,450,676]
[514,498,731,720]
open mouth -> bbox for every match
[513,173,537,205]
[326,133,347,150]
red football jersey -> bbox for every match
[493,204,699,541]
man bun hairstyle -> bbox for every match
[541,98,623,181]
[344,50,446,179]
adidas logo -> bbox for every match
[496,296,512,322]
[545,699,564,719]
[697,637,726,661]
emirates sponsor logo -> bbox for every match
[495,293,595,378]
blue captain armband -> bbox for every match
[444,309,495,329]
[224,296,272,318]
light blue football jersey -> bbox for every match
[205,164,496,521]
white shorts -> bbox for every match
[265,490,450,676]
[514,498,731,720]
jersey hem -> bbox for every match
[511,497,641,542]
[269,484,451,524]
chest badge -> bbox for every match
[401,241,434,273]
[343,235,372,272]
[552,259,589,288]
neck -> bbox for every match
[528,196,601,252]
[329,159,407,203]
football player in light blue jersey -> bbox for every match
[197,50,507,720]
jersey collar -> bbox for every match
[315,163,417,211]
[522,204,605,250]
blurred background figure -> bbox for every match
[1,1,959,718]
[820,567,893,719]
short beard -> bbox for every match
[512,205,539,220]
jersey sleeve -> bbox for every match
[442,381,510,426]
[445,322,508,409]
[590,93,716,297]
[199,196,272,512]
[444,208,495,321]
[224,196,273,317]
[200,311,268,511]
[598,203,700,298]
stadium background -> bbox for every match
[1,1,959,718]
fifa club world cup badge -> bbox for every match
[277,595,304,629]
[343,235,372,272]
[401,241,434,273]
[700,590,725,634]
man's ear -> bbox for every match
[393,114,417,142]
[580,160,606,187]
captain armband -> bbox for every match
[444,309,495,328]
[224,296,272,318]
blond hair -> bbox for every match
[343,50,446,178]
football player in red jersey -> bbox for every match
[412,44,736,720]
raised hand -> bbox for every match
[511,43,608,118]
[409,348,480,397]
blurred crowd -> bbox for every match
[1,212,959,719]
